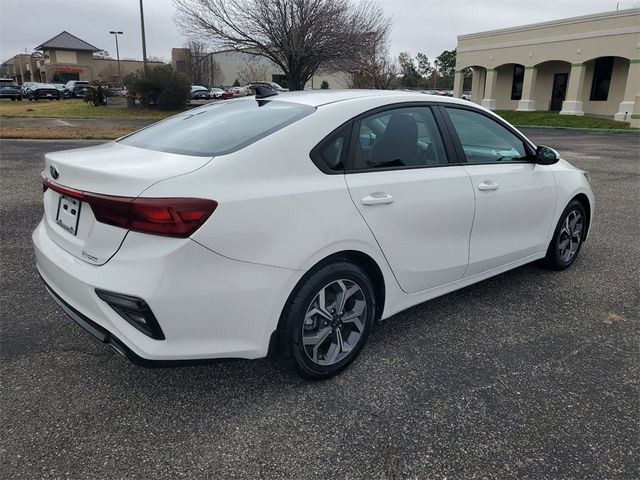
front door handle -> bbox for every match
[477,181,499,191]
[361,192,394,205]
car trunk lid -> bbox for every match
[42,141,213,265]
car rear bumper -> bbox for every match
[33,219,302,363]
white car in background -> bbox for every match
[33,90,594,379]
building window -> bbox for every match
[511,65,524,100]
[176,60,186,73]
[590,57,614,101]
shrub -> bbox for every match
[83,80,110,106]
[124,66,190,110]
[320,80,329,89]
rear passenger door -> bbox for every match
[343,105,475,294]
[441,106,557,276]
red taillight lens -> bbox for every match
[42,177,217,238]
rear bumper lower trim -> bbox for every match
[39,273,244,368]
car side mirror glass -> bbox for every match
[535,145,559,165]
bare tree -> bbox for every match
[345,29,396,89]
[174,0,391,90]
[187,38,209,85]
[236,56,269,85]
[206,56,224,86]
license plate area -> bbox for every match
[56,195,81,235]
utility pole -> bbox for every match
[434,59,439,90]
[109,31,123,84]
[139,0,148,77]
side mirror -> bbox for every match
[535,145,559,165]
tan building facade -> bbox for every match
[171,47,349,89]
[1,31,160,84]
[453,8,640,124]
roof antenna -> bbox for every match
[254,85,277,100]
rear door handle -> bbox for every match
[361,192,394,205]
[477,181,499,191]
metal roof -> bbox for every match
[35,31,100,52]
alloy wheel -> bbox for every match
[558,210,583,262]
[302,279,367,366]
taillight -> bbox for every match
[42,177,217,238]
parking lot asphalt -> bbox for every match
[1,129,638,479]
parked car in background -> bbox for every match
[209,87,225,100]
[21,81,37,97]
[28,83,61,101]
[229,86,251,97]
[52,83,68,98]
[64,80,90,98]
[34,90,594,379]
[191,86,211,100]
[0,78,15,84]
[461,91,472,101]
[0,83,23,101]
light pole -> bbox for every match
[139,0,148,77]
[109,31,123,84]
[434,59,439,90]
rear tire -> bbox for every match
[279,262,376,379]
[543,200,587,270]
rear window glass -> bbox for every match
[119,100,315,156]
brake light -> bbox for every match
[42,177,217,238]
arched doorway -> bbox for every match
[532,60,572,111]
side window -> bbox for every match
[445,108,529,164]
[311,123,352,172]
[352,106,447,170]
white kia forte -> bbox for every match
[33,90,594,379]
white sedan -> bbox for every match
[33,90,594,379]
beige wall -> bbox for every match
[456,9,639,69]
[193,50,350,89]
[494,64,519,110]
[532,61,572,111]
[455,8,640,119]
[580,57,629,115]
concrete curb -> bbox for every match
[515,125,639,133]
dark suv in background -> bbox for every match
[64,80,90,98]
[0,82,23,101]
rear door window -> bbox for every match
[119,100,315,156]
[351,106,448,170]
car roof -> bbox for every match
[265,89,472,108]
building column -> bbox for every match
[516,66,537,111]
[481,68,497,110]
[470,67,485,104]
[560,63,586,116]
[453,70,464,98]
[614,60,640,122]
[630,93,640,128]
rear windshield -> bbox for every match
[119,100,314,156]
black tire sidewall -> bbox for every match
[546,200,587,269]
[282,262,376,379]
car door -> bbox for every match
[441,106,557,277]
[343,105,475,294]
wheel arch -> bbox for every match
[572,193,592,240]
[267,249,387,357]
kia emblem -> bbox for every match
[50,165,59,179]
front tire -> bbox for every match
[544,200,587,270]
[279,262,376,379]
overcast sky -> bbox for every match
[1,0,637,64]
